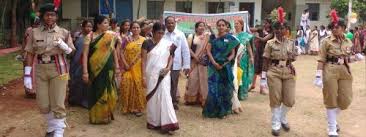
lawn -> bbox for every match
[0,52,23,85]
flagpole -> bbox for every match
[347,0,352,31]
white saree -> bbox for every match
[145,38,179,131]
[232,43,244,110]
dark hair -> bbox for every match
[227,22,232,30]
[272,21,288,30]
[152,22,166,33]
[355,27,359,30]
[320,25,325,30]
[110,18,118,24]
[216,19,228,26]
[39,3,57,18]
[93,15,108,32]
[165,16,175,24]
[81,20,92,28]
[264,18,272,25]
[120,19,131,26]
[194,21,205,33]
[120,19,131,33]
[130,21,140,30]
[327,19,346,30]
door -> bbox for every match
[239,3,254,27]
[116,0,133,21]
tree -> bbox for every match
[10,0,18,47]
[331,0,366,23]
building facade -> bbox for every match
[61,0,332,30]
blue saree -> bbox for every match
[202,34,239,118]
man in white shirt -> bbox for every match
[164,16,191,110]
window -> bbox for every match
[207,2,225,13]
[176,1,192,13]
[81,0,98,17]
[147,0,164,19]
[306,3,320,21]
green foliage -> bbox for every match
[330,0,366,22]
[0,52,22,85]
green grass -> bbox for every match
[0,52,23,85]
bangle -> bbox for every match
[24,74,31,77]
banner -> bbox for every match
[163,11,250,35]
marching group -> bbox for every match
[21,3,365,137]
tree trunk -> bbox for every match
[10,0,18,48]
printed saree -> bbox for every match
[120,36,146,113]
[236,32,254,100]
[87,32,117,124]
[202,34,239,118]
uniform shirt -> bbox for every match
[25,25,75,55]
[164,28,191,70]
[318,35,353,63]
[263,37,297,61]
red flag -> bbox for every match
[54,0,61,11]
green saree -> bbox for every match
[87,32,117,124]
[236,32,254,100]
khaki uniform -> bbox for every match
[318,35,353,110]
[263,37,297,108]
[25,25,75,118]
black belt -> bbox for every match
[326,56,346,65]
[271,60,290,67]
[37,55,56,64]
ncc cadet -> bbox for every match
[314,10,353,137]
[24,3,74,137]
[260,7,298,136]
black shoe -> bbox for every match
[336,125,340,132]
[45,131,54,137]
[281,123,290,132]
[328,135,338,137]
[173,104,179,110]
[271,129,280,136]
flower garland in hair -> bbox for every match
[329,9,339,26]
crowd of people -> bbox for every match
[294,24,366,56]
[21,3,365,137]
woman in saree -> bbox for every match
[82,16,120,124]
[203,19,240,118]
[234,19,254,101]
[119,22,146,116]
[68,20,92,108]
[184,21,208,106]
[119,19,131,39]
[142,22,179,134]
[250,19,273,95]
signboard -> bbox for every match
[163,11,250,35]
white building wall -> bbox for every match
[133,0,262,22]
[62,0,81,19]
[295,0,331,28]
